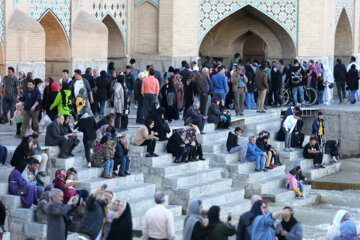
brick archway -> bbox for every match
[334,8,353,65]
[39,10,71,80]
[199,5,295,65]
[102,14,126,71]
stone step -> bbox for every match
[283,158,314,173]
[163,168,222,188]
[230,164,286,183]
[153,159,210,177]
[9,220,47,239]
[243,111,280,124]
[170,178,233,209]
[111,183,156,202]
[216,199,251,220]
[198,129,230,145]
[50,155,86,169]
[245,175,286,197]
[245,118,282,135]
[75,167,103,180]
[132,205,183,228]
[8,207,35,222]
[133,214,185,236]
[303,163,342,181]
[0,166,14,181]
[261,185,312,202]
[0,194,22,208]
[275,193,320,207]
[78,173,144,192]
[279,148,303,160]
[199,188,245,210]
[129,141,167,157]
[202,141,226,154]
[0,182,8,195]
[132,153,174,168]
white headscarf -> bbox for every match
[323,65,334,83]
[332,210,348,228]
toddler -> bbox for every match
[286,169,304,198]
[13,102,23,138]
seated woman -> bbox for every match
[133,120,159,157]
[148,102,170,141]
[219,98,231,126]
[0,144,7,166]
[207,97,230,130]
[186,128,205,161]
[10,136,32,167]
[60,115,79,156]
[9,161,37,208]
[91,140,116,179]
[160,78,179,122]
[166,128,190,163]
[53,169,76,203]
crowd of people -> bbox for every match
[0,54,356,240]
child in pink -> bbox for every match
[286,169,304,198]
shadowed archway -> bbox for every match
[334,9,353,65]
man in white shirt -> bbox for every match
[142,191,175,240]
[59,69,72,87]
[71,69,93,104]
[283,112,301,152]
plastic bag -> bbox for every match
[40,114,52,128]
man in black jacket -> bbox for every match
[334,58,347,103]
[236,195,262,240]
[45,115,73,159]
[79,188,113,240]
[135,72,146,124]
[226,127,248,162]
[245,59,256,110]
[287,60,306,106]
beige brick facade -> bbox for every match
[0,0,359,79]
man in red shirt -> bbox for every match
[141,68,159,118]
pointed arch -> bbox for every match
[39,10,71,79]
[199,5,294,64]
[135,1,159,53]
[334,8,353,63]
[134,0,159,8]
[102,13,126,67]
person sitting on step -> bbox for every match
[286,169,304,198]
[226,127,248,162]
[133,120,159,158]
[65,168,89,204]
[246,136,267,172]
[256,133,274,169]
[113,137,131,177]
[294,165,307,186]
[166,128,190,163]
[45,115,74,159]
[291,120,305,149]
[184,101,208,134]
[262,131,282,166]
[303,137,325,169]
[148,101,170,141]
[60,115,80,157]
[324,140,340,163]
[96,113,116,130]
[283,112,302,152]
[207,97,230,130]
[91,140,116,179]
[186,128,206,161]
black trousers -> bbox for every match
[16,122,22,136]
[136,98,144,123]
[304,152,323,165]
[168,146,188,161]
[56,138,73,154]
[115,113,122,130]
[83,139,94,163]
[141,139,156,154]
[336,81,346,102]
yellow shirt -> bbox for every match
[319,121,323,135]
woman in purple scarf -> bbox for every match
[8,161,37,208]
[306,60,319,87]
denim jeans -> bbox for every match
[99,101,106,116]
[0,146,7,165]
[292,86,304,104]
[246,155,264,169]
[297,182,304,194]
[2,96,15,121]
[350,90,356,102]
[37,186,45,198]
[273,89,283,105]
[318,91,324,104]
[229,145,248,160]
[143,94,156,118]
[118,157,130,175]
[245,93,256,109]
[192,118,206,132]
[284,127,291,148]
[100,160,114,175]
[213,92,226,102]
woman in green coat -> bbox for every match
[207,205,236,240]
[50,82,71,117]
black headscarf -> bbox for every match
[10,136,31,167]
[106,202,133,240]
[278,207,299,240]
[144,119,154,134]
[248,200,265,226]
[207,205,220,236]
[14,160,28,173]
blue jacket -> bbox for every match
[247,213,276,240]
[184,106,204,124]
[21,87,41,111]
[114,142,129,161]
[312,118,324,135]
[246,142,264,159]
[211,73,228,94]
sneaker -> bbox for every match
[200,131,206,135]
[332,156,338,163]
[283,148,290,152]
[314,164,319,169]
[87,162,92,168]
[90,149,94,154]
[145,154,153,158]
[261,168,268,172]
[255,168,261,172]
[319,164,326,168]
[125,171,131,175]
[289,148,295,151]
[9,120,13,125]
[299,195,305,199]
[152,153,159,157]
[199,156,206,161]
[260,110,266,113]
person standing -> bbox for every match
[198,67,212,116]
[142,191,175,240]
[1,67,20,124]
[312,111,324,145]
[20,80,41,137]
[124,65,134,103]
[283,113,301,152]
[287,60,306,107]
[236,195,262,240]
[183,72,198,115]
[270,64,283,107]
[141,68,159,118]
[231,66,247,116]
[211,65,228,102]
[71,70,94,116]
[46,189,78,240]
[334,59,347,104]
[244,59,256,110]
[135,72,146,124]
[183,199,208,240]
[95,71,110,117]
[79,188,114,240]
[113,76,125,131]
[254,63,268,113]
[346,64,359,104]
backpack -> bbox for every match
[291,69,303,84]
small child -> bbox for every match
[103,200,125,238]
[21,166,36,188]
[13,102,23,138]
[65,168,89,204]
[286,169,304,198]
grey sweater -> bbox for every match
[276,222,303,240]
